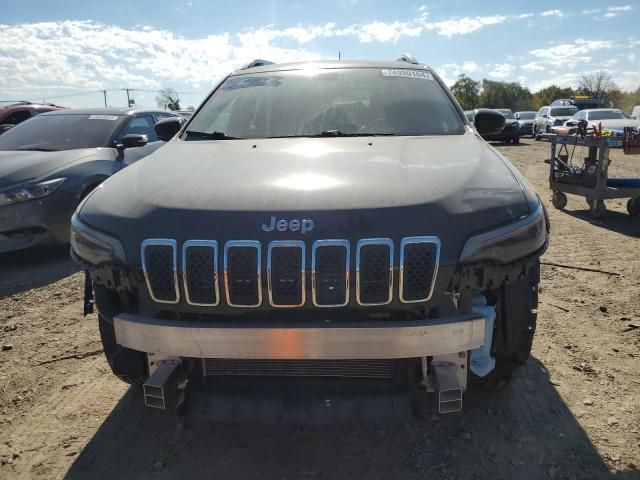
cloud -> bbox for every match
[488,63,514,79]
[528,38,616,67]
[521,62,545,71]
[540,9,564,17]
[582,8,600,14]
[425,15,507,37]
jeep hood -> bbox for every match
[79,133,531,264]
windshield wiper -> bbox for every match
[184,130,243,140]
[266,131,398,139]
[15,147,58,152]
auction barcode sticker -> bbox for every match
[88,115,119,121]
[381,69,433,80]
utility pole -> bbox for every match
[123,88,134,107]
[102,90,107,107]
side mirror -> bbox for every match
[119,134,148,150]
[0,124,14,135]
[473,108,506,135]
[154,117,183,142]
[514,113,520,119]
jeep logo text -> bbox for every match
[261,216,314,234]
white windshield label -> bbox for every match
[88,115,119,121]
[381,69,433,80]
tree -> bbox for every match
[531,85,574,110]
[577,71,617,102]
[451,74,480,110]
[478,80,532,111]
[155,88,181,111]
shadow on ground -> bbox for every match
[65,358,639,480]
[560,208,640,238]
[0,245,78,299]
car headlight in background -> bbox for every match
[459,203,547,264]
[70,213,126,265]
[0,177,65,206]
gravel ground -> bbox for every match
[0,137,639,480]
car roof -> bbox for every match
[39,107,177,117]
[0,102,63,113]
[581,108,620,113]
[231,59,431,76]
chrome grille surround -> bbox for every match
[224,240,262,308]
[311,239,350,308]
[399,236,441,303]
[182,240,219,306]
[267,240,306,308]
[141,239,180,304]
[141,236,441,308]
[356,238,394,306]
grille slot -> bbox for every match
[268,241,305,307]
[183,240,219,306]
[203,359,394,379]
[399,237,440,303]
[356,239,393,306]
[142,239,179,304]
[224,241,262,307]
[312,240,350,307]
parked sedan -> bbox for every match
[481,109,521,144]
[565,108,640,131]
[0,108,182,253]
[515,111,536,136]
[0,101,64,135]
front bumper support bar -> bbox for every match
[114,313,485,360]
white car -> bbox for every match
[565,108,640,130]
[533,105,578,139]
[564,109,640,147]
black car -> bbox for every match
[0,108,182,253]
[515,111,536,136]
[480,109,521,144]
[71,58,548,417]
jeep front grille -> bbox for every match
[142,239,179,304]
[141,237,439,308]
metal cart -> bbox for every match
[544,132,640,218]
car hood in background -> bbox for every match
[79,133,531,265]
[591,119,640,130]
[0,149,98,189]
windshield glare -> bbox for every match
[187,68,466,139]
[516,112,535,120]
[0,114,122,151]
[589,110,631,120]
[550,107,578,117]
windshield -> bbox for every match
[496,109,515,119]
[588,110,631,120]
[516,112,535,120]
[550,107,578,117]
[186,68,466,139]
[0,114,122,151]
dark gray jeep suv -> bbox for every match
[71,58,548,417]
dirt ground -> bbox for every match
[0,138,639,480]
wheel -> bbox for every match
[627,198,640,216]
[534,126,540,140]
[98,313,147,385]
[479,260,539,385]
[551,191,567,209]
[512,136,520,145]
[590,200,607,219]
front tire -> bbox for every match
[627,198,640,216]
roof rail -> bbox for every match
[396,54,418,65]
[241,59,275,70]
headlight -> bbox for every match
[0,178,65,206]
[459,203,547,264]
[70,213,126,265]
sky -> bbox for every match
[1,0,638,109]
